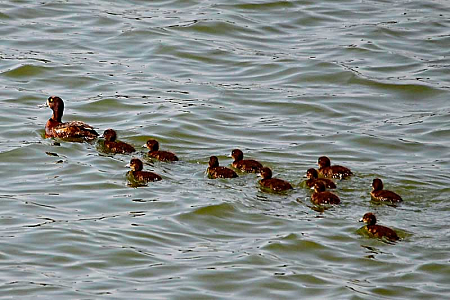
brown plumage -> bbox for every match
[371,178,403,203]
[360,212,399,241]
[103,129,136,154]
[231,149,263,173]
[128,158,162,182]
[45,96,98,140]
[311,181,340,205]
[317,156,352,179]
[305,168,336,189]
[207,156,238,179]
[259,167,293,192]
[145,139,179,162]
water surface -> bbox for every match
[1,0,450,299]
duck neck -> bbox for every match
[52,109,63,122]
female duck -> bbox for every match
[259,167,293,192]
[231,149,263,173]
[103,129,136,154]
[317,156,352,179]
[145,139,179,162]
[44,96,98,140]
[311,181,340,205]
[360,212,399,241]
[371,178,403,203]
[305,168,336,189]
[127,158,162,182]
[207,156,238,179]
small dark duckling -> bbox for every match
[207,156,238,179]
[231,149,263,173]
[145,139,179,162]
[259,167,293,192]
[371,178,403,203]
[360,212,399,242]
[305,168,336,189]
[311,181,340,205]
[127,158,162,182]
[44,96,98,140]
[102,129,136,154]
[317,156,352,179]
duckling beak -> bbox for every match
[359,218,364,222]
[142,144,147,148]
[257,173,262,177]
[125,163,130,168]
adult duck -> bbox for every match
[44,96,98,140]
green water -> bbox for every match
[1,0,450,299]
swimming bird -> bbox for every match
[360,212,399,241]
[207,156,238,179]
[231,149,263,173]
[317,156,352,179]
[127,158,162,183]
[304,168,336,189]
[311,181,340,205]
[44,96,98,140]
[259,167,293,192]
[102,129,136,154]
[144,139,179,162]
[371,178,403,203]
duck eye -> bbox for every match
[49,98,53,103]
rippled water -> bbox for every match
[1,0,450,298]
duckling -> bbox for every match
[231,149,263,173]
[127,158,162,183]
[102,129,135,154]
[371,178,403,203]
[360,212,399,241]
[311,181,340,205]
[144,139,179,162]
[259,167,293,192]
[207,156,238,179]
[317,156,352,179]
[305,168,336,189]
